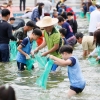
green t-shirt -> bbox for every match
[44,27,61,58]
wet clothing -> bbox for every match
[0,44,9,62]
[16,37,33,64]
[67,19,78,34]
[62,22,74,39]
[17,62,26,71]
[70,86,84,94]
[0,20,16,62]
[83,5,87,15]
[68,56,86,90]
[14,27,27,40]
[44,27,61,58]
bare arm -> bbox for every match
[46,44,59,54]
[83,50,88,57]
[17,45,28,57]
[50,55,72,67]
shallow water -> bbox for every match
[0,18,100,100]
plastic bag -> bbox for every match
[88,57,98,66]
[36,59,54,89]
[9,41,17,61]
[80,11,84,18]
[26,57,35,71]
[34,52,47,68]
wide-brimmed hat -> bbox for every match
[36,16,58,28]
[2,3,8,7]
[25,7,32,13]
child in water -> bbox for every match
[16,28,42,71]
[49,45,86,98]
[89,29,100,60]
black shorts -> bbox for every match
[70,86,84,94]
[17,62,34,71]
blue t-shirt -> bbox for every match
[89,6,96,13]
[21,37,29,47]
[62,22,74,39]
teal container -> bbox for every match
[86,12,90,22]
[80,11,84,18]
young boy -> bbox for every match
[49,45,86,98]
[67,12,78,34]
[59,28,76,47]
[16,28,42,71]
[9,17,15,24]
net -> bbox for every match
[36,59,54,89]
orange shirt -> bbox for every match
[36,34,44,46]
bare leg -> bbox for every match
[67,89,76,98]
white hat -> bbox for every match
[36,16,58,28]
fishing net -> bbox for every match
[9,41,17,61]
[86,12,90,22]
[36,59,54,89]
[26,57,35,71]
[88,57,98,66]
[80,11,84,18]
[34,52,47,68]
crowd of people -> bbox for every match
[0,0,100,99]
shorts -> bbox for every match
[17,62,34,71]
[17,62,26,71]
[51,63,58,71]
[70,86,84,94]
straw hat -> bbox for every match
[25,7,32,13]
[36,16,58,28]
[2,3,8,7]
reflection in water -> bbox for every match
[0,18,100,100]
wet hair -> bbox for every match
[9,17,15,21]
[32,28,42,37]
[1,9,10,17]
[58,16,64,22]
[59,28,67,37]
[0,85,16,100]
[59,45,73,54]
[75,33,84,39]
[94,29,100,46]
[67,12,73,16]
[26,21,35,27]
[38,3,44,16]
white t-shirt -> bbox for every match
[37,0,52,13]
[89,10,100,32]
[21,12,32,19]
